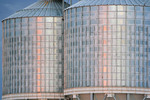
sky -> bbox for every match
[0,0,78,100]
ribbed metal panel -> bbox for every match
[4,0,69,20]
[67,0,150,9]
[64,0,150,93]
[145,0,150,6]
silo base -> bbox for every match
[64,87,150,100]
[2,93,64,100]
[65,93,150,100]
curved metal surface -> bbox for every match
[2,16,64,95]
[64,87,150,95]
[4,0,69,20]
[66,0,150,9]
[2,93,64,100]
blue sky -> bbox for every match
[0,0,78,99]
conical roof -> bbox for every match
[5,0,69,20]
[67,0,150,9]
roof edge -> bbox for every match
[65,0,150,10]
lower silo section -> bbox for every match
[2,0,68,98]
[2,16,64,100]
[64,0,150,100]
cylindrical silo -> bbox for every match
[2,0,69,99]
[64,0,150,99]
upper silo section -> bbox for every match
[64,0,150,99]
[2,0,69,99]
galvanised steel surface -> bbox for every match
[64,0,150,90]
[67,0,150,9]
[2,0,68,99]
[5,0,69,19]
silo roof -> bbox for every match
[4,0,69,20]
[67,0,150,9]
